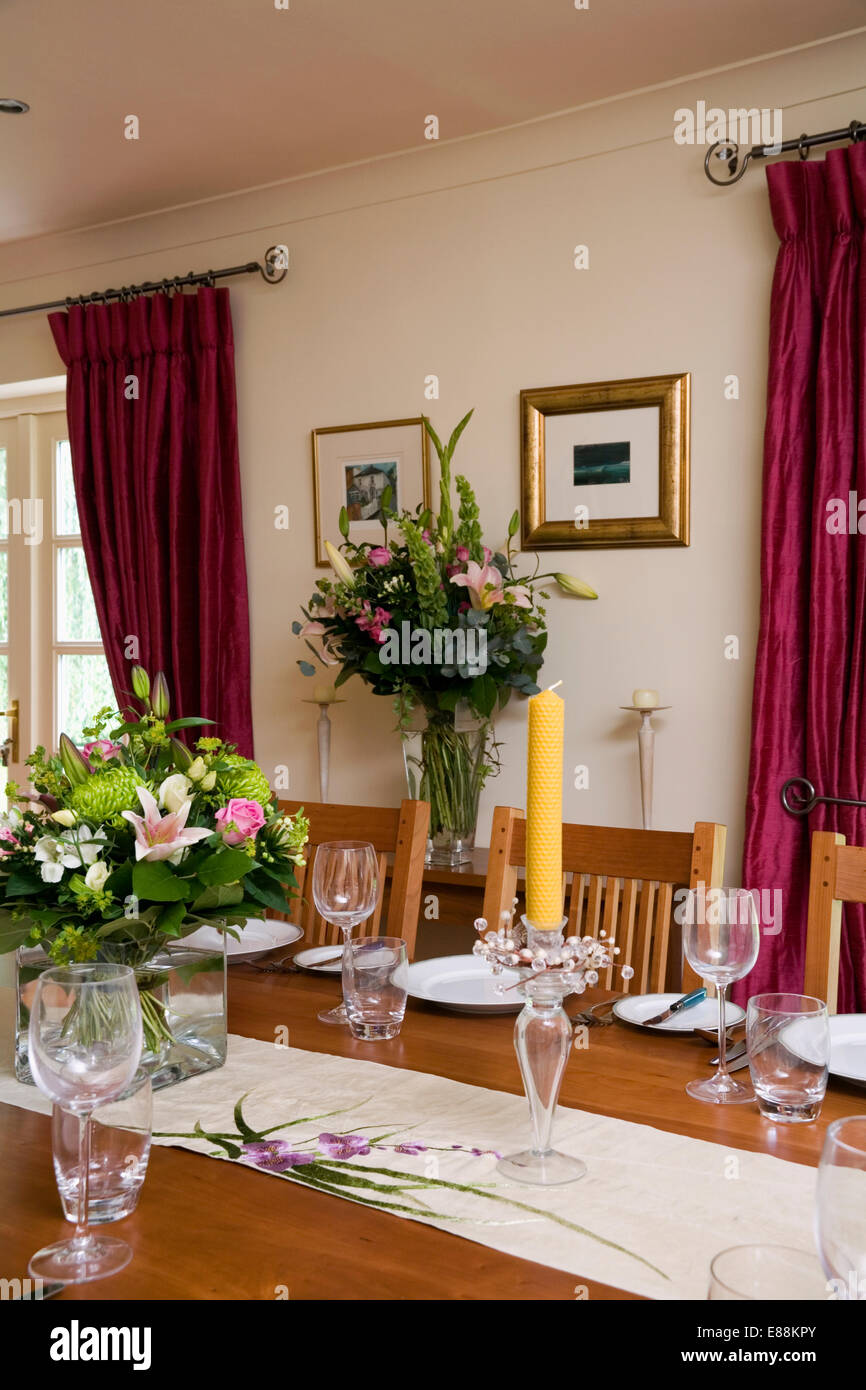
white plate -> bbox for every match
[829,1014,866,1085]
[612,992,746,1033]
[292,945,345,974]
[182,917,303,963]
[406,954,523,1014]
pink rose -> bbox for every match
[455,545,470,563]
[214,798,266,846]
[83,738,122,764]
[367,547,391,567]
[355,602,392,644]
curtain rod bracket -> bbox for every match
[704,140,751,186]
[261,245,289,284]
[705,119,866,186]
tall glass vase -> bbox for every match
[16,935,227,1091]
[402,699,493,865]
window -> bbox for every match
[0,399,114,782]
[52,440,114,743]
[0,444,9,727]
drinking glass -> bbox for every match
[313,841,380,1026]
[53,1070,152,1224]
[683,887,759,1104]
[28,963,143,1283]
[342,937,409,1040]
[746,993,829,1123]
[709,1244,830,1300]
[816,1115,866,1300]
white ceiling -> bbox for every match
[0,0,863,245]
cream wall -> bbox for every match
[0,32,863,868]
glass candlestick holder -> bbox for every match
[474,917,629,1188]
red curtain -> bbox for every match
[740,144,866,1011]
[48,287,254,755]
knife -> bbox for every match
[643,988,706,1027]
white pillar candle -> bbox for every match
[632,689,659,710]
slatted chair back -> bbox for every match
[275,799,429,959]
[482,807,727,992]
[804,829,866,1015]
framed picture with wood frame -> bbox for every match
[520,373,690,549]
[312,417,432,566]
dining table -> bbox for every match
[1,957,863,1302]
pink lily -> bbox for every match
[122,786,212,863]
[450,561,508,611]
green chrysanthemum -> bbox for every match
[216,754,272,808]
[70,767,145,821]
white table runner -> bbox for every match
[0,989,818,1299]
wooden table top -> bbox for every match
[2,964,863,1302]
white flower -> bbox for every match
[62,825,102,867]
[200,770,216,792]
[33,837,66,883]
[34,825,102,883]
[84,859,110,892]
[51,808,77,827]
[187,757,207,781]
[158,773,192,815]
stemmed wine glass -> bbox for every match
[28,962,143,1283]
[683,887,760,1104]
[314,841,380,1026]
[816,1116,866,1300]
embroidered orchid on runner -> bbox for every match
[155,1092,668,1281]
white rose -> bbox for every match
[51,808,77,827]
[84,860,110,892]
[158,773,193,815]
[200,770,217,792]
[187,757,207,781]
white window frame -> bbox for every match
[0,386,111,786]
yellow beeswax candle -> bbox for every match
[525,687,564,930]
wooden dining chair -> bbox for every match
[481,807,727,992]
[804,829,866,1015]
[275,798,429,960]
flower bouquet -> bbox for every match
[297,410,595,862]
[0,667,308,1070]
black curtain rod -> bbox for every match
[705,118,865,186]
[0,243,288,320]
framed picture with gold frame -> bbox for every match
[520,373,690,549]
[312,417,431,567]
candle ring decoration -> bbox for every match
[473,911,634,1187]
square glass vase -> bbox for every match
[15,938,227,1092]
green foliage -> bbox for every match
[398,516,448,628]
[454,476,483,562]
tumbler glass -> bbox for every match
[342,937,408,1040]
[746,993,829,1123]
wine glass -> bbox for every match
[683,887,759,1104]
[816,1116,866,1300]
[313,841,380,1026]
[28,963,143,1283]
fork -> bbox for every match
[572,994,626,1027]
